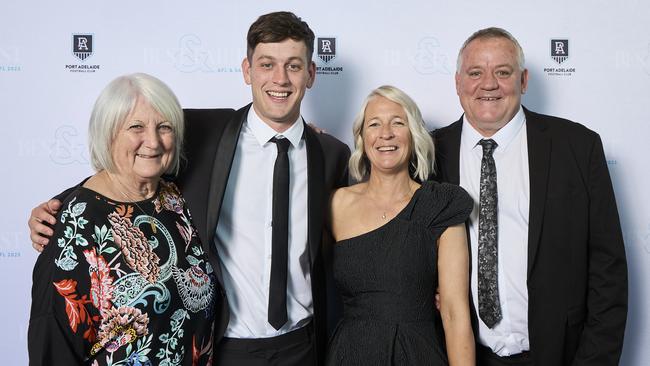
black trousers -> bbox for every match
[215,323,316,366]
[477,344,533,366]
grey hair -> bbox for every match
[456,27,525,71]
[88,73,184,175]
[349,85,435,182]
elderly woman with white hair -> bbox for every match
[28,73,216,365]
[327,85,475,365]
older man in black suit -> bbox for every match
[433,27,627,365]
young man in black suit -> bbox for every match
[433,27,627,365]
[29,12,349,366]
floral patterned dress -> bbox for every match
[28,180,216,366]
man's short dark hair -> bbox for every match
[247,11,315,61]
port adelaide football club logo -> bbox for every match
[66,34,100,73]
[73,34,93,61]
[543,38,575,77]
[551,39,569,64]
[316,37,343,75]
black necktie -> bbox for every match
[477,139,502,329]
[268,137,291,330]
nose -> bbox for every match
[480,72,498,90]
[143,124,161,149]
[272,66,289,85]
[380,123,395,139]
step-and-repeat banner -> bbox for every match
[2,0,648,364]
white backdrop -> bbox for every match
[2,0,648,364]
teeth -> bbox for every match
[480,97,499,101]
[268,91,289,98]
[377,146,397,151]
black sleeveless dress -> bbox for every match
[327,181,473,365]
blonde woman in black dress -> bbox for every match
[327,85,475,365]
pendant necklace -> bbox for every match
[373,182,417,221]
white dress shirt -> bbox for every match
[215,107,312,338]
[459,106,531,356]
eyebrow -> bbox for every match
[129,119,170,124]
[255,55,305,63]
[365,114,406,122]
[466,63,514,70]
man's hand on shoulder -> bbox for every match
[29,199,62,252]
[308,122,327,134]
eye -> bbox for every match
[260,63,272,69]
[496,70,511,77]
[468,70,481,78]
[158,124,174,133]
[392,119,406,126]
[366,121,380,128]
[287,63,302,71]
[128,123,144,130]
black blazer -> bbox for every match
[177,104,350,363]
[432,107,627,365]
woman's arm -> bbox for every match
[28,194,100,364]
[329,187,351,242]
[438,223,475,366]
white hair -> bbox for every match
[88,73,184,175]
[456,27,526,71]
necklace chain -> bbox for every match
[107,173,158,233]
[368,181,417,220]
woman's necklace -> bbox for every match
[369,181,418,220]
[107,173,158,233]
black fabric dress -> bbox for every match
[327,181,473,365]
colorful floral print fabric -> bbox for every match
[29,180,216,365]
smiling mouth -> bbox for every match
[136,153,161,159]
[477,97,501,101]
[267,91,291,99]
[377,146,398,152]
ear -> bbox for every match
[454,72,461,96]
[242,57,252,85]
[520,68,529,94]
[306,61,316,89]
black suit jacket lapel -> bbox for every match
[304,124,325,267]
[204,104,249,268]
[525,107,551,279]
[435,118,462,184]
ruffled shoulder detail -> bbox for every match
[405,181,473,229]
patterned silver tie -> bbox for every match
[477,139,502,329]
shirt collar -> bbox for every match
[246,107,304,148]
[461,105,526,152]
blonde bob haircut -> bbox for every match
[349,85,434,182]
[88,73,184,176]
